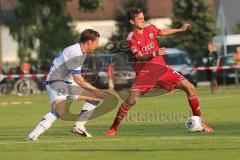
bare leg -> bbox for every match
[176,79,200,116]
[176,79,213,132]
[213,78,218,93]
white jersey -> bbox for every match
[46,43,86,84]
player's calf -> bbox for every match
[106,103,131,136]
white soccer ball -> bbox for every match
[185,116,204,132]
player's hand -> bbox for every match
[180,24,191,32]
[213,67,219,72]
[157,47,167,56]
[94,89,107,99]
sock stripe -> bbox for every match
[87,100,100,105]
[120,106,128,114]
[51,110,61,119]
[188,95,197,100]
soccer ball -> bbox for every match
[185,116,204,132]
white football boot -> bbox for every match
[71,126,92,138]
[27,132,39,141]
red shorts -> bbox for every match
[131,66,185,93]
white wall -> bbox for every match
[74,20,117,45]
[148,18,172,29]
[0,18,172,65]
[74,18,172,45]
[0,25,18,64]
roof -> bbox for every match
[66,0,173,21]
[0,0,217,22]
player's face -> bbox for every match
[87,37,99,53]
[132,12,145,29]
[208,43,214,52]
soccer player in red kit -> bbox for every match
[106,8,213,136]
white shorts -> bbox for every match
[46,83,84,104]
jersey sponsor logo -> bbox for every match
[149,33,154,39]
[141,42,154,52]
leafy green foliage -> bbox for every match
[232,22,240,34]
[79,0,102,12]
[110,0,149,42]
[6,0,101,65]
[171,0,219,59]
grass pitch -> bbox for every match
[0,86,240,160]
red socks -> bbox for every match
[110,96,201,130]
[110,103,129,130]
[188,96,201,117]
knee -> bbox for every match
[127,99,137,107]
[55,106,66,116]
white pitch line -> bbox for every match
[0,136,239,145]
[0,101,32,106]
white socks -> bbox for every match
[75,102,97,129]
[28,111,58,140]
[28,101,99,140]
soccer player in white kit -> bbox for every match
[28,29,106,140]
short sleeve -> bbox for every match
[63,51,85,75]
[127,34,141,56]
[150,24,161,36]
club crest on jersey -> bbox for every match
[149,33,154,39]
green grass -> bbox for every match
[0,86,240,160]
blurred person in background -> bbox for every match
[20,62,31,74]
[106,61,115,93]
[205,42,220,93]
[233,47,240,85]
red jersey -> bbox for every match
[127,24,167,73]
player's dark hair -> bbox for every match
[127,8,143,21]
[79,29,100,43]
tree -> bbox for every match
[79,0,102,12]
[6,0,101,65]
[170,0,219,59]
[232,22,240,34]
[110,0,149,42]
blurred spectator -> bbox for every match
[0,67,4,74]
[20,62,31,74]
[233,47,240,66]
[9,67,17,74]
[106,61,115,93]
[233,47,240,85]
[205,42,220,93]
[0,67,5,83]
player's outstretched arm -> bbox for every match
[160,24,191,36]
[73,74,106,99]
